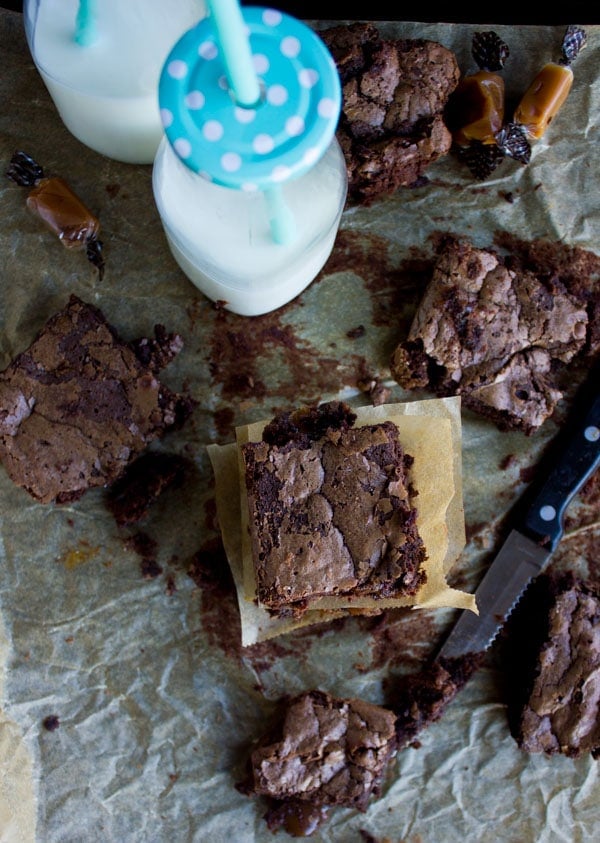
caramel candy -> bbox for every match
[513,63,573,140]
[6,150,105,278]
[450,71,505,146]
[26,177,101,250]
[447,31,513,179]
[512,25,586,141]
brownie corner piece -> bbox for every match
[0,295,191,504]
[241,402,426,615]
[390,237,589,434]
[245,689,398,828]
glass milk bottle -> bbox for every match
[152,5,348,316]
[23,0,206,164]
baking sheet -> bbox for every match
[0,11,598,842]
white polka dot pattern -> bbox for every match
[158,6,342,190]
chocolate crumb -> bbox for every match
[125,532,163,579]
[141,558,163,579]
[347,324,366,339]
[499,453,517,471]
[106,451,189,526]
[42,714,60,732]
[390,653,486,747]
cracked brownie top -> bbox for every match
[321,22,460,202]
[509,574,600,759]
[241,401,427,617]
[245,689,397,811]
[391,236,589,434]
[0,295,193,504]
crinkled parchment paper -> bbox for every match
[0,10,598,842]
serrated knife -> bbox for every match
[437,372,600,661]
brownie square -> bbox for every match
[241,401,427,616]
[245,689,397,814]
[0,295,193,504]
[504,573,600,758]
[391,236,589,434]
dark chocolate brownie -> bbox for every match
[390,236,589,434]
[321,22,460,203]
[239,689,397,833]
[391,653,486,747]
[0,295,194,504]
[106,451,190,525]
[503,573,600,758]
[241,401,427,616]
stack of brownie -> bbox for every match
[240,400,428,619]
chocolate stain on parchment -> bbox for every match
[325,230,432,329]
[124,532,163,579]
[207,313,352,406]
[206,230,434,415]
[355,608,439,673]
[188,537,242,658]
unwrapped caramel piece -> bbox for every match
[450,71,505,145]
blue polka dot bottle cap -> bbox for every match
[159,6,342,191]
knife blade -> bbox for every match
[437,370,600,661]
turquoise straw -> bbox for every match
[264,187,297,245]
[206,0,260,107]
[74,0,99,47]
[206,0,295,244]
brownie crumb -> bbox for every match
[347,325,366,339]
[141,557,163,579]
[390,653,485,747]
[165,574,177,596]
[125,531,163,579]
[42,714,60,732]
[106,451,189,525]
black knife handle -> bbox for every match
[519,381,600,551]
